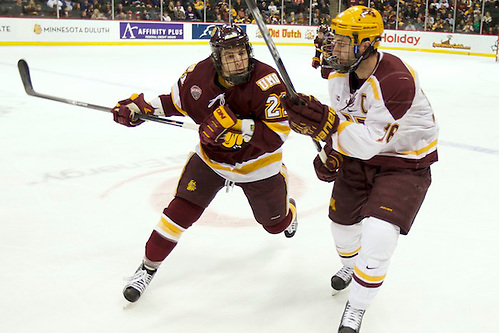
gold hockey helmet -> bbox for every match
[330,6,384,49]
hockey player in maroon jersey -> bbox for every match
[112,24,297,303]
[283,6,438,333]
[312,24,333,79]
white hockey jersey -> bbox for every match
[328,52,438,169]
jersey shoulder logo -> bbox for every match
[180,63,198,86]
[256,73,281,91]
[190,85,202,100]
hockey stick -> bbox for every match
[243,0,324,157]
[17,59,199,130]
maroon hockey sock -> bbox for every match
[263,212,293,234]
[144,197,205,262]
[145,230,177,262]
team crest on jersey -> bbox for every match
[190,85,202,100]
[256,73,281,91]
[187,180,197,191]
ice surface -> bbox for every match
[0,44,498,333]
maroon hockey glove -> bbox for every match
[282,93,339,142]
[199,104,238,146]
[313,143,343,183]
[111,93,155,127]
[312,57,321,69]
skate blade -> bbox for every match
[331,288,342,296]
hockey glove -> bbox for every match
[282,93,339,142]
[112,93,155,127]
[199,104,238,146]
[312,57,321,69]
[313,143,343,183]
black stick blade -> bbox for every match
[18,59,36,96]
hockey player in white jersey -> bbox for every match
[282,6,438,333]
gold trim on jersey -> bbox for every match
[263,120,291,136]
[354,265,386,282]
[366,77,380,100]
[171,85,188,116]
[403,61,416,80]
[400,139,438,156]
[328,72,347,80]
[199,146,282,175]
[337,120,354,134]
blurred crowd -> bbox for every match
[1,0,498,34]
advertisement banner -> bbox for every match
[191,23,246,39]
[30,20,112,41]
[246,24,315,44]
[380,30,497,56]
[119,22,184,40]
[0,17,496,57]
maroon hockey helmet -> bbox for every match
[209,24,254,85]
[317,24,330,35]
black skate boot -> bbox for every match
[338,301,365,333]
[331,266,354,295]
[123,262,157,302]
[284,198,298,238]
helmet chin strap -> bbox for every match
[349,37,380,73]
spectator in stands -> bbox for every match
[91,8,105,19]
[214,12,224,22]
[173,0,185,20]
[405,19,416,30]
[234,8,247,23]
[194,0,204,20]
[166,0,175,17]
[116,8,127,20]
[163,12,172,21]
[10,0,25,17]
[81,8,90,19]
[414,16,424,30]
[483,11,493,32]
[463,19,475,32]
[296,11,305,24]
[286,12,296,24]
[268,1,278,15]
[24,0,41,16]
[185,5,196,20]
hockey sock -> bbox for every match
[330,221,363,267]
[348,217,400,310]
[145,197,204,263]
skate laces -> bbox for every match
[335,266,354,283]
[341,302,365,330]
[125,267,154,293]
[285,219,298,233]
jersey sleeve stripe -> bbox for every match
[262,120,291,135]
[171,84,188,116]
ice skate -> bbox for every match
[331,265,353,295]
[123,262,157,303]
[284,198,298,238]
[338,301,365,333]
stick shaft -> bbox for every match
[243,1,322,153]
[17,59,198,130]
